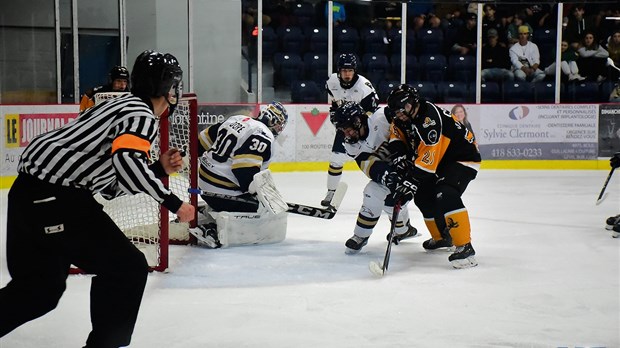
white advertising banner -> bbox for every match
[1,105,79,176]
[293,104,334,162]
[477,104,598,160]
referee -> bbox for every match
[0,50,195,347]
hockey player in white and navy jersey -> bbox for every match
[0,51,194,347]
[331,101,418,254]
[322,53,379,207]
[189,102,288,248]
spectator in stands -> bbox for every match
[410,15,426,37]
[408,0,435,19]
[451,104,474,135]
[372,2,401,32]
[606,29,620,81]
[79,66,130,112]
[482,4,504,43]
[481,29,514,82]
[564,5,597,51]
[437,4,464,31]
[509,26,546,83]
[506,11,533,46]
[451,13,478,56]
[524,4,555,29]
[543,40,585,81]
[577,31,609,82]
[436,4,465,30]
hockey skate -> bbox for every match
[605,214,620,230]
[612,224,620,238]
[448,242,478,269]
[321,189,336,207]
[422,237,454,251]
[189,223,222,249]
[345,235,369,254]
[388,224,419,244]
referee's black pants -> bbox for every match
[0,174,149,347]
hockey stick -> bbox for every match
[369,201,402,277]
[188,182,348,219]
[596,167,615,205]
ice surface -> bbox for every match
[1,170,619,347]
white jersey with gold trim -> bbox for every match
[198,115,274,196]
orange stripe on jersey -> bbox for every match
[111,134,151,157]
[415,134,451,173]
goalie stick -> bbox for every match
[188,182,347,219]
[369,201,402,277]
[596,167,615,205]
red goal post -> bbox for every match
[72,92,199,273]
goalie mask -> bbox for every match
[332,101,368,143]
[258,101,289,137]
[337,53,359,88]
[131,50,183,113]
[387,84,420,120]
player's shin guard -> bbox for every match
[422,218,454,250]
[444,208,471,247]
[444,209,477,268]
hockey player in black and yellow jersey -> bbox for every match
[79,66,130,112]
[386,84,481,268]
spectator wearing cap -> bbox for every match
[509,25,546,82]
[481,28,514,82]
[506,10,534,46]
[451,13,478,56]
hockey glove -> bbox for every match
[611,152,620,169]
[381,171,402,193]
[391,154,413,176]
[393,178,418,204]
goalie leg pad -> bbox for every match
[252,169,288,215]
[209,211,287,247]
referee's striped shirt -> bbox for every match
[18,94,183,212]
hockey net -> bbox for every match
[89,93,198,272]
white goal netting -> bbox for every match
[92,93,197,271]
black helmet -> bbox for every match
[336,53,358,88]
[337,53,357,71]
[332,101,368,143]
[387,84,420,118]
[131,50,183,108]
[109,66,129,81]
[257,101,289,137]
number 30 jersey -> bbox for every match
[198,115,274,196]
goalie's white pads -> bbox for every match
[209,210,287,247]
[252,169,288,215]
